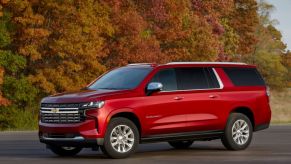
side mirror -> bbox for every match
[146,82,163,96]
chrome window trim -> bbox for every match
[159,67,224,93]
[212,68,224,89]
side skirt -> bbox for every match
[140,130,224,143]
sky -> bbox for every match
[267,0,291,51]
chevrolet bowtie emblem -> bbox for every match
[51,108,59,113]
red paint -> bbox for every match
[39,63,271,141]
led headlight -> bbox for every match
[82,101,105,109]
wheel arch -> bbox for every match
[230,106,255,129]
[108,111,142,136]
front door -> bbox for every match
[141,68,188,135]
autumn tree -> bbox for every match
[0,0,290,129]
[102,0,164,67]
[244,0,288,88]
[229,0,259,55]
[282,51,291,87]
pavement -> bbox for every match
[0,125,291,164]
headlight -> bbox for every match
[81,101,105,109]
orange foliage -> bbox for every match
[0,68,10,106]
[0,0,283,96]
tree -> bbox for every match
[140,0,224,61]
[0,7,11,106]
[3,0,114,94]
[244,0,288,89]
[102,0,164,67]
[0,67,9,106]
[229,0,259,55]
[282,50,291,87]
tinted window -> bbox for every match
[151,69,177,91]
[176,68,210,90]
[223,68,265,86]
[205,68,220,88]
[88,67,152,90]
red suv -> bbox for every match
[39,62,271,158]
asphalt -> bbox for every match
[0,125,291,164]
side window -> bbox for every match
[150,69,177,91]
[205,68,220,88]
[176,68,210,90]
[223,67,265,86]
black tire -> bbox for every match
[48,145,82,156]
[168,140,194,149]
[221,113,253,150]
[100,117,139,159]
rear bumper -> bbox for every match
[254,123,270,132]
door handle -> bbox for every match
[209,95,218,99]
[173,96,184,100]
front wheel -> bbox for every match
[100,117,139,159]
[221,113,253,150]
[48,145,82,156]
[168,140,194,149]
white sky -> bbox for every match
[267,0,291,51]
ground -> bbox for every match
[0,125,291,164]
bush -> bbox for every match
[0,105,38,130]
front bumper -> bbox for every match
[39,135,104,147]
[39,119,105,147]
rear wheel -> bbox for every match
[100,117,139,159]
[48,145,82,156]
[221,113,253,150]
[168,140,194,149]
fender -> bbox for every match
[98,107,141,138]
[228,104,256,126]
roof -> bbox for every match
[166,62,247,65]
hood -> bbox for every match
[41,89,133,104]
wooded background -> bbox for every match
[0,0,290,130]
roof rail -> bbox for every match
[166,62,247,65]
[127,63,157,66]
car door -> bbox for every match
[141,68,189,135]
[174,67,222,132]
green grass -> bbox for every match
[0,108,38,131]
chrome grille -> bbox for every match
[40,104,85,124]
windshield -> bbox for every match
[88,67,152,90]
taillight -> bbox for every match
[266,86,270,97]
[266,86,270,103]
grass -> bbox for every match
[270,88,291,124]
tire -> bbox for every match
[100,117,139,159]
[221,113,253,150]
[48,145,82,156]
[168,140,194,149]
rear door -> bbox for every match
[173,67,223,131]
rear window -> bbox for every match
[223,67,265,86]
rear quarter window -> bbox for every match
[223,67,265,86]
